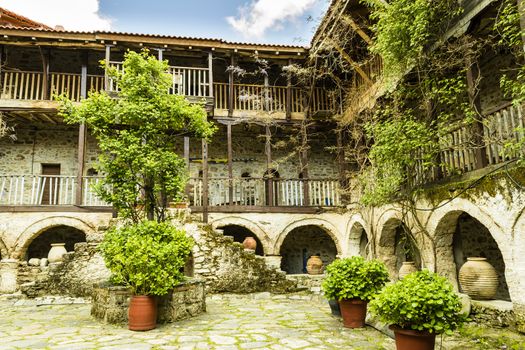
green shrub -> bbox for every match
[369,269,466,334]
[99,220,193,296]
[321,256,389,301]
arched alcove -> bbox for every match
[453,213,510,300]
[279,225,338,274]
[26,225,86,260]
[347,220,370,258]
[218,225,264,255]
[379,218,421,279]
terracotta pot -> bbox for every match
[128,295,157,331]
[391,326,436,350]
[242,237,257,250]
[328,299,341,317]
[306,255,324,275]
[458,257,498,300]
[398,261,418,280]
[47,243,67,263]
[339,299,367,328]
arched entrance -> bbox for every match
[379,218,421,279]
[347,220,370,258]
[279,225,338,274]
[218,225,264,255]
[25,225,86,260]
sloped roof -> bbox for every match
[0,7,52,29]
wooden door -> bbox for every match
[41,164,60,205]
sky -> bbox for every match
[0,0,330,45]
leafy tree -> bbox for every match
[60,50,216,222]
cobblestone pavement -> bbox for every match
[0,294,395,350]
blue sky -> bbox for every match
[0,0,330,46]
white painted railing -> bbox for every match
[0,175,110,206]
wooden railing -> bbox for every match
[413,103,525,185]
[0,175,109,206]
[82,176,110,206]
[188,177,341,207]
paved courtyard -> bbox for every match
[0,294,394,350]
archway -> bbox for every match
[378,218,421,279]
[279,225,338,274]
[25,225,86,260]
[218,225,264,255]
[347,220,370,258]
[453,213,509,300]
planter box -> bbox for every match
[91,279,206,324]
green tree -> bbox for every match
[60,50,216,222]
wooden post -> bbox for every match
[265,125,273,206]
[466,60,488,169]
[104,45,111,91]
[517,0,525,54]
[336,129,347,186]
[202,139,209,223]
[208,52,214,98]
[228,53,235,116]
[156,48,164,61]
[76,62,89,206]
[39,48,50,99]
[264,75,270,111]
[183,136,191,199]
[286,59,292,120]
[227,122,234,205]
[300,125,310,206]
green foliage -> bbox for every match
[494,0,521,50]
[361,115,437,206]
[321,256,389,301]
[363,0,462,80]
[59,50,216,222]
[369,270,466,334]
[99,220,193,296]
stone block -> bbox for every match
[514,303,525,334]
[470,300,515,328]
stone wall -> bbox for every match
[91,280,206,325]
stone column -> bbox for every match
[263,255,282,271]
[0,259,19,294]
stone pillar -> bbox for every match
[263,255,282,271]
[0,259,19,294]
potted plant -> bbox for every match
[369,270,466,350]
[100,220,193,331]
[322,256,389,328]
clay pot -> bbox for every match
[458,257,498,300]
[242,237,257,250]
[339,299,367,328]
[306,255,324,275]
[47,243,67,263]
[328,299,341,317]
[391,326,436,350]
[398,261,418,280]
[128,295,157,331]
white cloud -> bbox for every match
[0,0,111,31]
[227,0,317,39]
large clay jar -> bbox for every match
[398,261,418,280]
[306,255,324,275]
[47,243,67,263]
[128,295,157,331]
[458,257,498,300]
[242,237,257,251]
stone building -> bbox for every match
[0,0,524,332]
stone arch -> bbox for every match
[377,213,422,280]
[346,215,371,258]
[429,201,510,300]
[274,218,343,255]
[13,216,96,260]
[211,216,272,254]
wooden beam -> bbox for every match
[183,136,190,199]
[341,16,373,45]
[265,125,273,206]
[39,47,49,99]
[228,53,235,117]
[227,122,234,206]
[300,125,310,206]
[104,45,111,91]
[208,51,214,98]
[75,123,87,205]
[202,139,209,223]
[332,43,372,85]
[286,59,292,120]
[336,129,347,186]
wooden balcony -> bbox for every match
[0,175,341,212]
[0,69,335,120]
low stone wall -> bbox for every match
[470,300,515,329]
[91,279,206,325]
[285,274,324,294]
